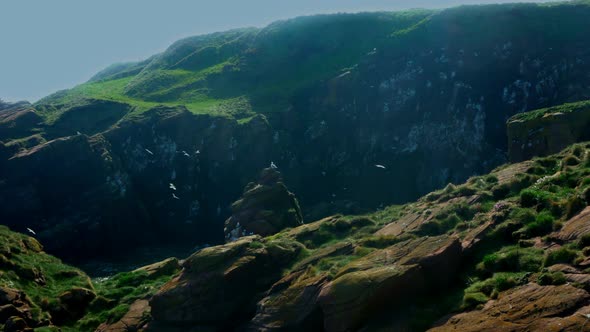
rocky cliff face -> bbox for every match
[3,2,590,262]
[4,142,590,331]
[507,100,590,162]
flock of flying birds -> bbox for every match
[25,145,387,237]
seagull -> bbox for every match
[26,228,36,235]
[172,193,180,200]
[145,148,154,156]
[76,131,82,135]
[182,151,190,157]
[169,183,177,191]
[375,164,387,169]
[195,150,200,154]
[270,161,277,169]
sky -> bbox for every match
[0,0,561,102]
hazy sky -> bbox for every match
[0,0,560,102]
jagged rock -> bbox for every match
[224,168,303,241]
[133,257,180,278]
[3,316,32,332]
[429,284,590,332]
[95,299,150,332]
[150,236,303,329]
[318,235,462,332]
[0,287,26,306]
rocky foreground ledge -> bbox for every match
[3,142,590,331]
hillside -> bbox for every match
[3,1,590,267]
[3,140,590,331]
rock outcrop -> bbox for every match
[224,168,303,241]
[149,236,303,330]
[429,284,590,332]
[507,100,590,162]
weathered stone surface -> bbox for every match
[248,268,328,331]
[507,101,590,162]
[95,299,150,332]
[554,206,590,241]
[428,284,590,332]
[133,257,180,278]
[224,168,303,241]
[318,235,462,332]
[150,236,302,329]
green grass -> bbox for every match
[509,100,590,122]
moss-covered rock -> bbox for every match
[428,284,590,332]
[149,236,303,329]
[224,168,303,241]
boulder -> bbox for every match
[318,235,462,332]
[51,287,96,324]
[224,168,303,241]
[150,236,303,330]
[428,283,590,331]
[507,101,590,162]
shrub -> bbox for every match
[544,247,579,266]
[520,189,539,207]
[462,292,488,309]
[520,189,552,209]
[566,195,586,219]
[492,183,511,200]
[478,246,543,275]
[578,233,590,249]
[524,211,554,236]
[537,271,566,286]
[563,155,580,166]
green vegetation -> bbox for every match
[509,99,590,122]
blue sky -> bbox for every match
[0,0,561,102]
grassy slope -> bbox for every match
[2,140,590,330]
[0,226,179,332]
[33,10,433,122]
[253,141,590,330]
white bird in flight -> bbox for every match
[169,183,177,191]
[172,193,180,200]
[145,148,154,156]
[375,164,386,169]
[27,228,36,235]
[182,151,190,157]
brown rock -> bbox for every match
[0,304,22,323]
[554,206,590,241]
[52,287,96,323]
[133,257,180,278]
[249,268,328,331]
[4,315,31,332]
[0,287,29,307]
[224,168,303,241]
[428,283,590,332]
[95,299,150,332]
[150,236,302,329]
[318,235,462,332]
